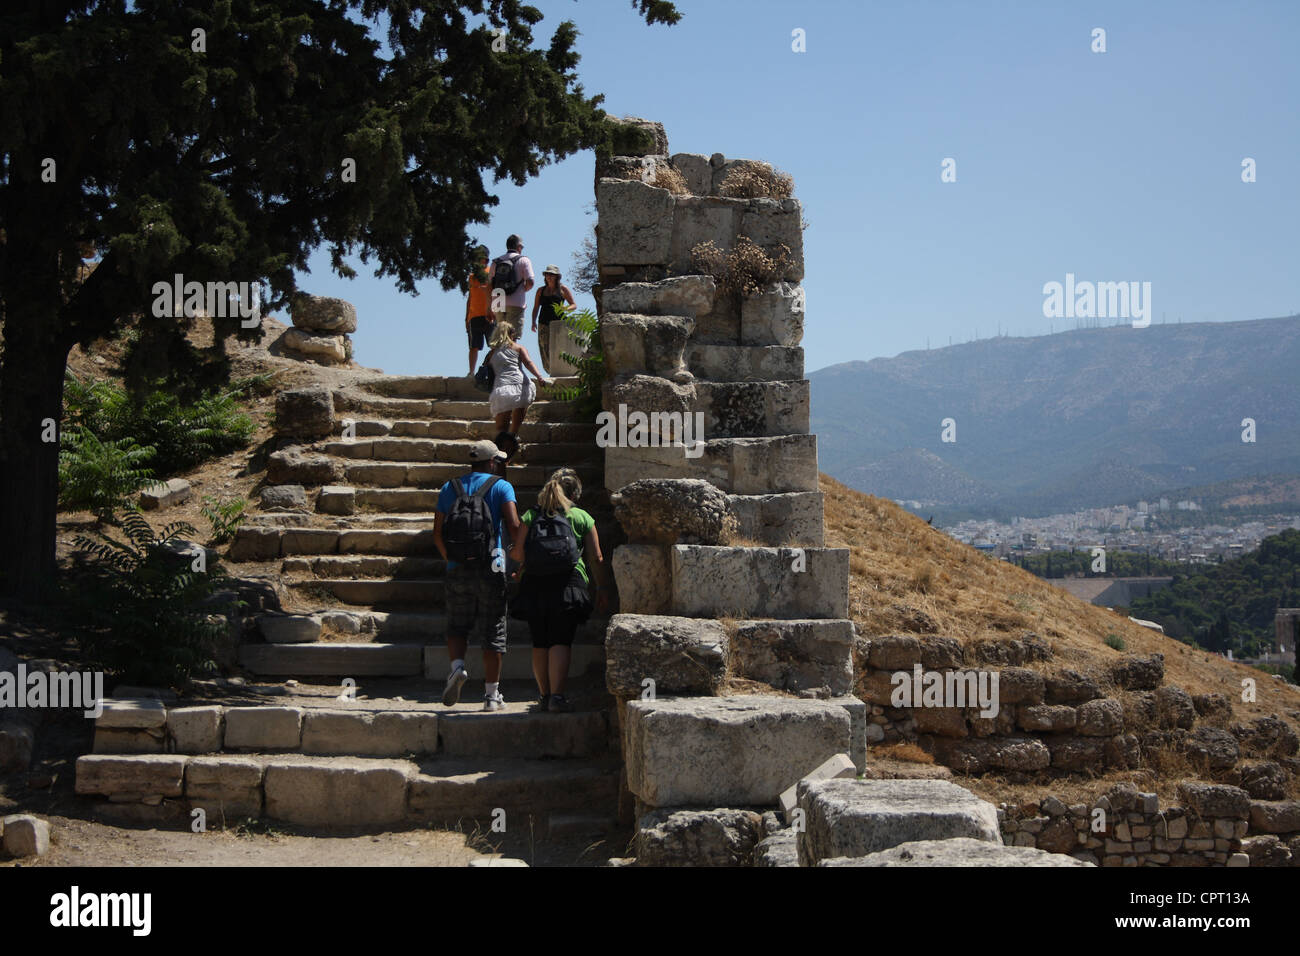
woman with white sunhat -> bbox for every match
[530,264,576,374]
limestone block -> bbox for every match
[1248,800,1300,834]
[624,696,851,807]
[1,814,50,858]
[1185,726,1241,770]
[694,379,809,438]
[97,697,167,730]
[730,619,854,696]
[227,527,282,561]
[605,614,727,698]
[605,117,668,157]
[820,837,1093,867]
[604,434,819,496]
[669,195,743,274]
[92,727,164,754]
[611,478,736,545]
[740,198,804,281]
[797,779,1001,866]
[263,758,411,827]
[997,668,1045,704]
[1018,704,1077,733]
[267,447,342,486]
[686,343,803,383]
[1155,685,1196,729]
[740,281,804,346]
[779,753,856,823]
[601,313,694,381]
[933,736,1052,773]
[167,706,224,754]
[612,544,672,615]
[597,178,674,266]
[1178,782,1251,819]
[728,491,824,547]
[600,275,718,319]
[260,484,308,512]
[300,710,438,757]
[669,545,849,619]
[139,477,192,511]
[753,829,799,867]
[635,808,763,866]
[185,756,265,819]
[290,294,358,333]
[75,754,187,797]
[1110,654,1164,690]
[670,153,712,196]
[282,328,347,363]
[223,707,304,751]
[259,613,323,644]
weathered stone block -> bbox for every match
[92,726,164,754]
[670,152,712,195]
[605,614,727,698]
[625,696,850,807]
[1249,800,1300,834]
[740,281,804,346]
[263,758,411,827]
[1018,704,1077,733]
[797,779,1001,866]
[282,328,347,363]
[611,478,736,545]
[290,294,358,333]
[75,754,187,797]
[727,491,824,547]
[1077,698,1124,736]
[97,697,167,730]
[267,448,342,485]
[1178,782,1250,819]
[670,545,849,619]
[185,756,264,819]
[636,808,763,866]
[820,837,1092,867]
[730,619,854,696]
[300,710,439,757]
[601,313,694,380]
[139,477,192,511]
[260,484,308,512]
[1,814,50,858]
[739,200,804,281]
[223,707,304,751]
[686,343,802,383]
[600,275,717,319]
[259,613,322,644]
[778,753,856,823]
[597,178,674,266]
[669,195,743,274]
[167,706,224,754]
[612,544,671,615]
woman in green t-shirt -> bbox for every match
[513,467,608,712]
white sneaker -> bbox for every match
[443,664,468,707]
[484,691,506,712]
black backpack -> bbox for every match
[443,476,500,564]
[490,253,522,296]
[524,510,579,575]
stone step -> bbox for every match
[239,641,606,679]
[361,375,579,400]
[604,434,817,494]
[685,343,803,383]
[75,752,618,829]
[336,418,597,444]
[92,700,610,759]
[259,610,609,645]
[323,437,598,466]
[346,464,602,494]
[282,554,444,579]
[333,394,581,422]
[729,491,824,546]
[287,578,444,606]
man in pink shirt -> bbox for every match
[489,234,535,341]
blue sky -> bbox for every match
[297,0,1300,377]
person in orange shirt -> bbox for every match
[465,246,493,375]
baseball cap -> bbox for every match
[468,440,501,462]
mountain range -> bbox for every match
[809,315,1300,522]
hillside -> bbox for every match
[820,473,1300,803]
[811,316,1300,520]
[1129,530,1300,656]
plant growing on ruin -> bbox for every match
[547,308,603,421]
[717,162,794,199]
[649,164,689,195]
[201,494,248,547]
[69,511,228,687]
[691,236,794,300]
[58,427,160,523]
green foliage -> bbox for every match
[547,308,603,421]
[58,427,160,521]
[1018,549,1185,578]
[201,494,248,547]
[69,512,228,688]
[1105,633,1126,651]
[63,372,254,475]
[1130,530,1300,657]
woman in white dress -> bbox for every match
[487,321,552,436]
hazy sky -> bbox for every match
[296,0,1300,377]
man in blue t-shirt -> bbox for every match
[433,440,523,710]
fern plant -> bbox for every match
[58,425,161,521]
[546,307,603,421]
[201,494,247,546]
[70,511,226,687]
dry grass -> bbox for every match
[717,162,794,199]
[821,472,1300,717]
[874,742,934,764]
[649,165,689,195]
[691,236,793,300]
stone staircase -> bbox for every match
[74,373,628,838]
[226,372,615,682]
